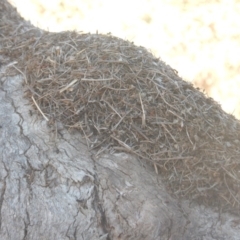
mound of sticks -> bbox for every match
[1,19,240,214]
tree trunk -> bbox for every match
[1,1,240,239]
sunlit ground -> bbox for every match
[10,0,240,119]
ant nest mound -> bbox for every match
[2,27,240,215]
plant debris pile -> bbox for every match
[1,3,240,215]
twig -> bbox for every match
[139,93,146,127]
[31,96,49,121]
[59,79,78,93]
[11,64,28,84]
[81,78,115,81]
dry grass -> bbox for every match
[1,0,240,215]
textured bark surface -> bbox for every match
[1,1,240,239]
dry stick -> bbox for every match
[222,166,240,182]
[186,126,194,145]
[59,79,78,93]
[76,49,86,56]
[139,93,146,128]
[220,194,232,206]
[95,142,111,156]
[163,96,179,114]
[111,135,158,174]
[156,156,193,161]
[85,52,91,64]
[31,96,49,121]
[153,69,179,85]
[81,78,115,81]
[111,135,132,152]
[168,109,184,121]
[79,123,90,149]
[154,163,158,175]
[63,41,78,51]
[131,123,150,141]
[11,44,27,50]
[161,123,177,143]
[11,64,28,84]
[102,100,122,119]
[110,135,145,159]
[112,110,132,130]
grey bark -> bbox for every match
[1,1,240,239]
